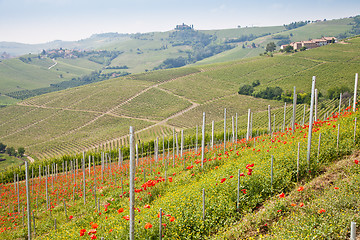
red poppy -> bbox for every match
[354,159,359,164]
[169,216,175,222]
[334,187,339,190]
[291,203,296,207]
[241,189,246,194]
[117,208,124,213]
[69,215,73,220]
[297,186,304,192]
[91,223,98,229]
[168,177,173,182]
[299,203,304,207]
[123,215,130,220]
[220,178,226,183]
[88,229,97,235]
[318,208,326,214]
[279,193,285,198]
[144,205,150,209]
[80,229,86,236]
[90,234,97,239]
[144,222,153,229]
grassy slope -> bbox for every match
[196,18,354,65]
[0,37,359,160]
[213,151,360,239]
[0,153,25,170]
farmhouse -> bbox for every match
[281,36,336,50]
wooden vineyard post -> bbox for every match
[337,124,340,150]
[224,108,226,154]
[250,112,253,138]
[235,113,238,142]
[129,126,135,240]
[236,169,240,211]
[271,155,274,194]
[353,73,358,112]
[202,188,205,221]
[283,102,286,131]
[246,109,251,141]
[297,142,300,182]
[232,116,235,143]
[306,76,316,170]
[351,222,356,240]
[25,161,31,240]
[339,93,342,114]
[201,112,205,169]
[292,87,297,133]
[159,208,163,240]
[211,120,214,149]
[181,130,184,158]
[82,152,86,205]
[268,105,272,138]
[195,126,198,153]
[314,89,318,121]
[173,128,175,167]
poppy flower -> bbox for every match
[90,234,97,239]
[169,216,175,222]
[117,208,124,213]
[277,209,282,212]
[239,173,245,177]
[91,223,98,229]
[279,193,285,198]
[69,215,73,220]
[334,187,339,190]
[80,229,86,236]
[291,203,296,207]
[318,208,326,214]
[144,222,153,229]
[123,215,130,220]
[220,178,226,183]
[168,177,173,182]
[299,203,304,207]
[355,159,359,164]
[247,172,252,176]
[144,205,150,209]
[297,186,304,192]
[88,229,97,235]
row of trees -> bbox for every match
[0,142,25,157]
[239,81,352,104]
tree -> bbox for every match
[252,80,260,87]
[266,42,276,52]
[0,142,6,153]
[284,45,293,53]
[238,84,254,95]
[300,46,307,51]
[17,147,25,157]
[251,43,256,48]
[6,147,15,156]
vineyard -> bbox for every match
[0,93,358,239]
[0,37,359,160]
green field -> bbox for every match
[0,153,25,170]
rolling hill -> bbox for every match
[0,36,359,160]
[0,16,358,106]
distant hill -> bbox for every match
[0,16,358,107]
[0,36,359,160]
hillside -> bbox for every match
[0,36,359,160]
[0,16,358,106]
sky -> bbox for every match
[0,0,359,44]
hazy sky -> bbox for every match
[0,0,359,44]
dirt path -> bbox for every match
[48,59,57,70]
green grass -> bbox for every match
[0,153,25,170]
